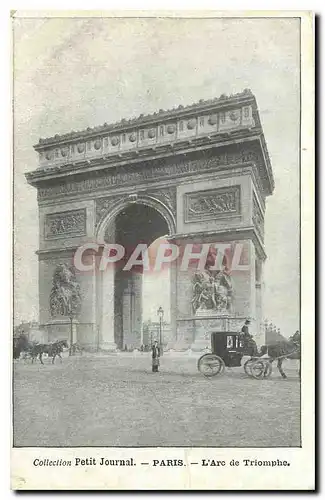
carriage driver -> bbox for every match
[241,319,251,337]
[239,319,257,355]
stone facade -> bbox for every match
[26,90,274,350]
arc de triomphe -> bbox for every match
[26,89,274,351]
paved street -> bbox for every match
[13,353,300,447]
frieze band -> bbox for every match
[45,209,87,240]
[37,148,260,202]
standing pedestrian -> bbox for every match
[152,340,160,372]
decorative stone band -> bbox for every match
[35,147,262,202]
[168,227,267,262]
[36,246,82,261]
[44,208,87,240]
[184,186,241,223]
[95,187,177,227]
[36,105,255,169]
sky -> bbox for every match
[13,16,300,335]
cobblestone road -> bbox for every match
[13,353,300,447]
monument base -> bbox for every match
[99,341,117,353]
[190,338,211,352]
[166,341,190,352]
[191,314,242,351]
[43,319,78,345]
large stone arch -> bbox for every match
[27,91,274,351]
[96,193,176,244]
[95,193,177,351]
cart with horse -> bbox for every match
[197,331,273,379]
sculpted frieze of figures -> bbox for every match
[45,209,86,239]
[185,186,240,222]
[37,148,261,201]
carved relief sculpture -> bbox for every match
[149,187,177,216]
[252,194,265,239]
[95,187,177,228]
[45,209,86,239]
[95,196,124,226]
[192,265,233,315]
[36,148,263,202]
[185,186,240,223]
[49,264,82,318]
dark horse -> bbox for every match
[241,331,301,379]
[30,340,69,364]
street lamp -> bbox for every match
[157,306,164,351]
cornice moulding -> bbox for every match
[27,132,264,182]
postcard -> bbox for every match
[11,10,315,490]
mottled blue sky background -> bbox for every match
[13,16,300,335]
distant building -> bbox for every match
[14,321,38,338]
[14,321,47,343]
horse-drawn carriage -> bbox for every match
[13,333,69,364]
[197,331,273,379]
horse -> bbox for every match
[241,331,301,379]
[259,332,300,379]
[30,340,69,365]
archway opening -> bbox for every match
[142,235,171,348]
[106,203,170,350]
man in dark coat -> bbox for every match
[241,319,250,336]
[152,340,161,372]
[240,319,258,356]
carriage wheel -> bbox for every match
[250,360,272,380]
[22,352,32,363]
[219,360,226,375]
[198,354,225,377]
[244,359,254,376]
[250,360,266,379]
